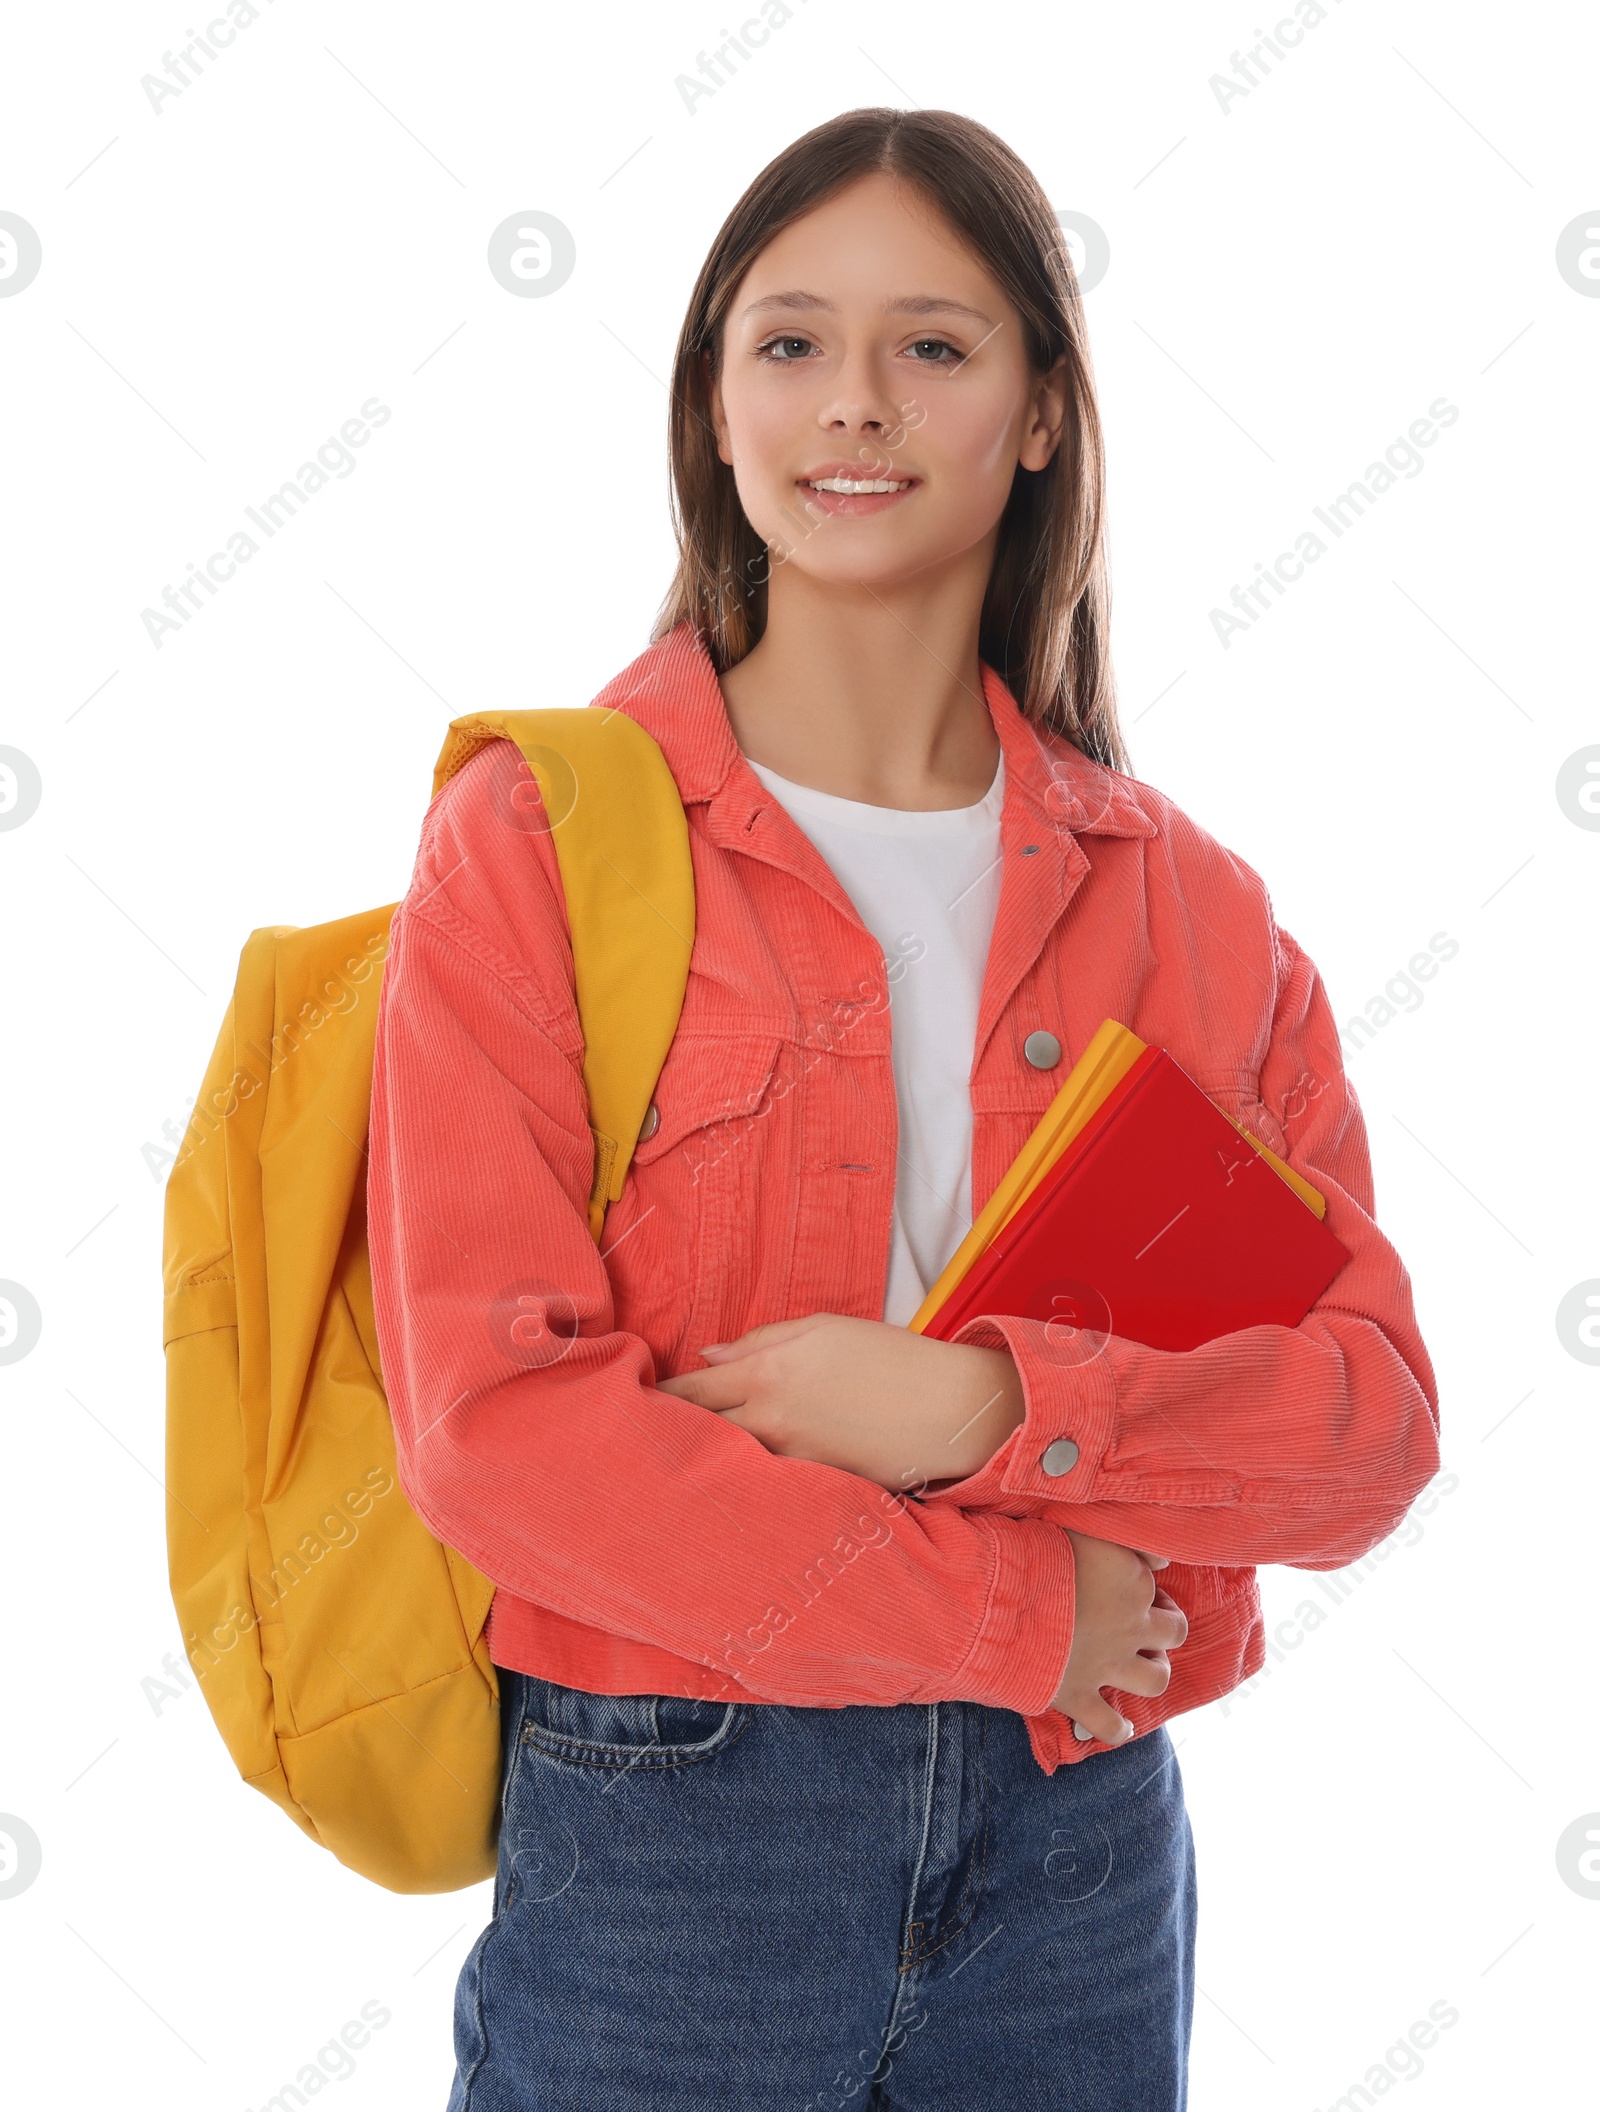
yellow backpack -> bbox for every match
[161,707,694,1892]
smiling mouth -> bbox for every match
[802,476,916,494]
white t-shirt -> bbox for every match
[743,750,1006,1326]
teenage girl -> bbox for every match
[366,106,1439,2112]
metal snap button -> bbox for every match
[1041,1437,1080,1476]
[639,1102,660,1140]
[1023,1030,1062,1070]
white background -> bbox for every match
[2,1,1595,2105]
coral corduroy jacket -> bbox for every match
[365,621,1441,1773]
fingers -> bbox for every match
[654,1367,749,1410]
[1064,1650,1172,1742]
[1148,1591,1189,1651]
[696,1316,824,1360]
[1067,1699,1136,1745]
[1117,1650,1172,1698]
[1134,1549,1169,1569]
[654,1373,697,1401]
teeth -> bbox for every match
[806,477,911,494]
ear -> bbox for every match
[1019,353,1070,474]
[704,349,734,468]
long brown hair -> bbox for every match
[651,105,1129,773]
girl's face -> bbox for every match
[708,171,1067,594]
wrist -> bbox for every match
[925,1344,1026,1485]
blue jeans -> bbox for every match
[447,1669,1197,2109]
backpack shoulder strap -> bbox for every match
[432,706,694,1239]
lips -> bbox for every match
[797,460,920,487]
[794,469,920,520]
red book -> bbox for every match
[922,1046,1351,1351]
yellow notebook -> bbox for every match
[907,1019,1326,1335]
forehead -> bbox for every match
[730,173,1006,322]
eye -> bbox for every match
[906,337,962,364]
[754,333,817,363]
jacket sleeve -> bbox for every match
[923,923,1441,1569]
[365,749,1074,1716]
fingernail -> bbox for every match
[1071,1721,1093,1741]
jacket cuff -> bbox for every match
[929,1311,1120,1508]
[946,1511,1075,1715]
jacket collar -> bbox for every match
[591,622,1158,1068]
[590,618,1159,844]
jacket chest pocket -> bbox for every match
[602,1033,787,1373]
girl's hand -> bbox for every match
[655,1312,1027,1492]
[1051,1530,1188,1746]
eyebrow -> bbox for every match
[739,291,995,327]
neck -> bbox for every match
[716,567,1001,811]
